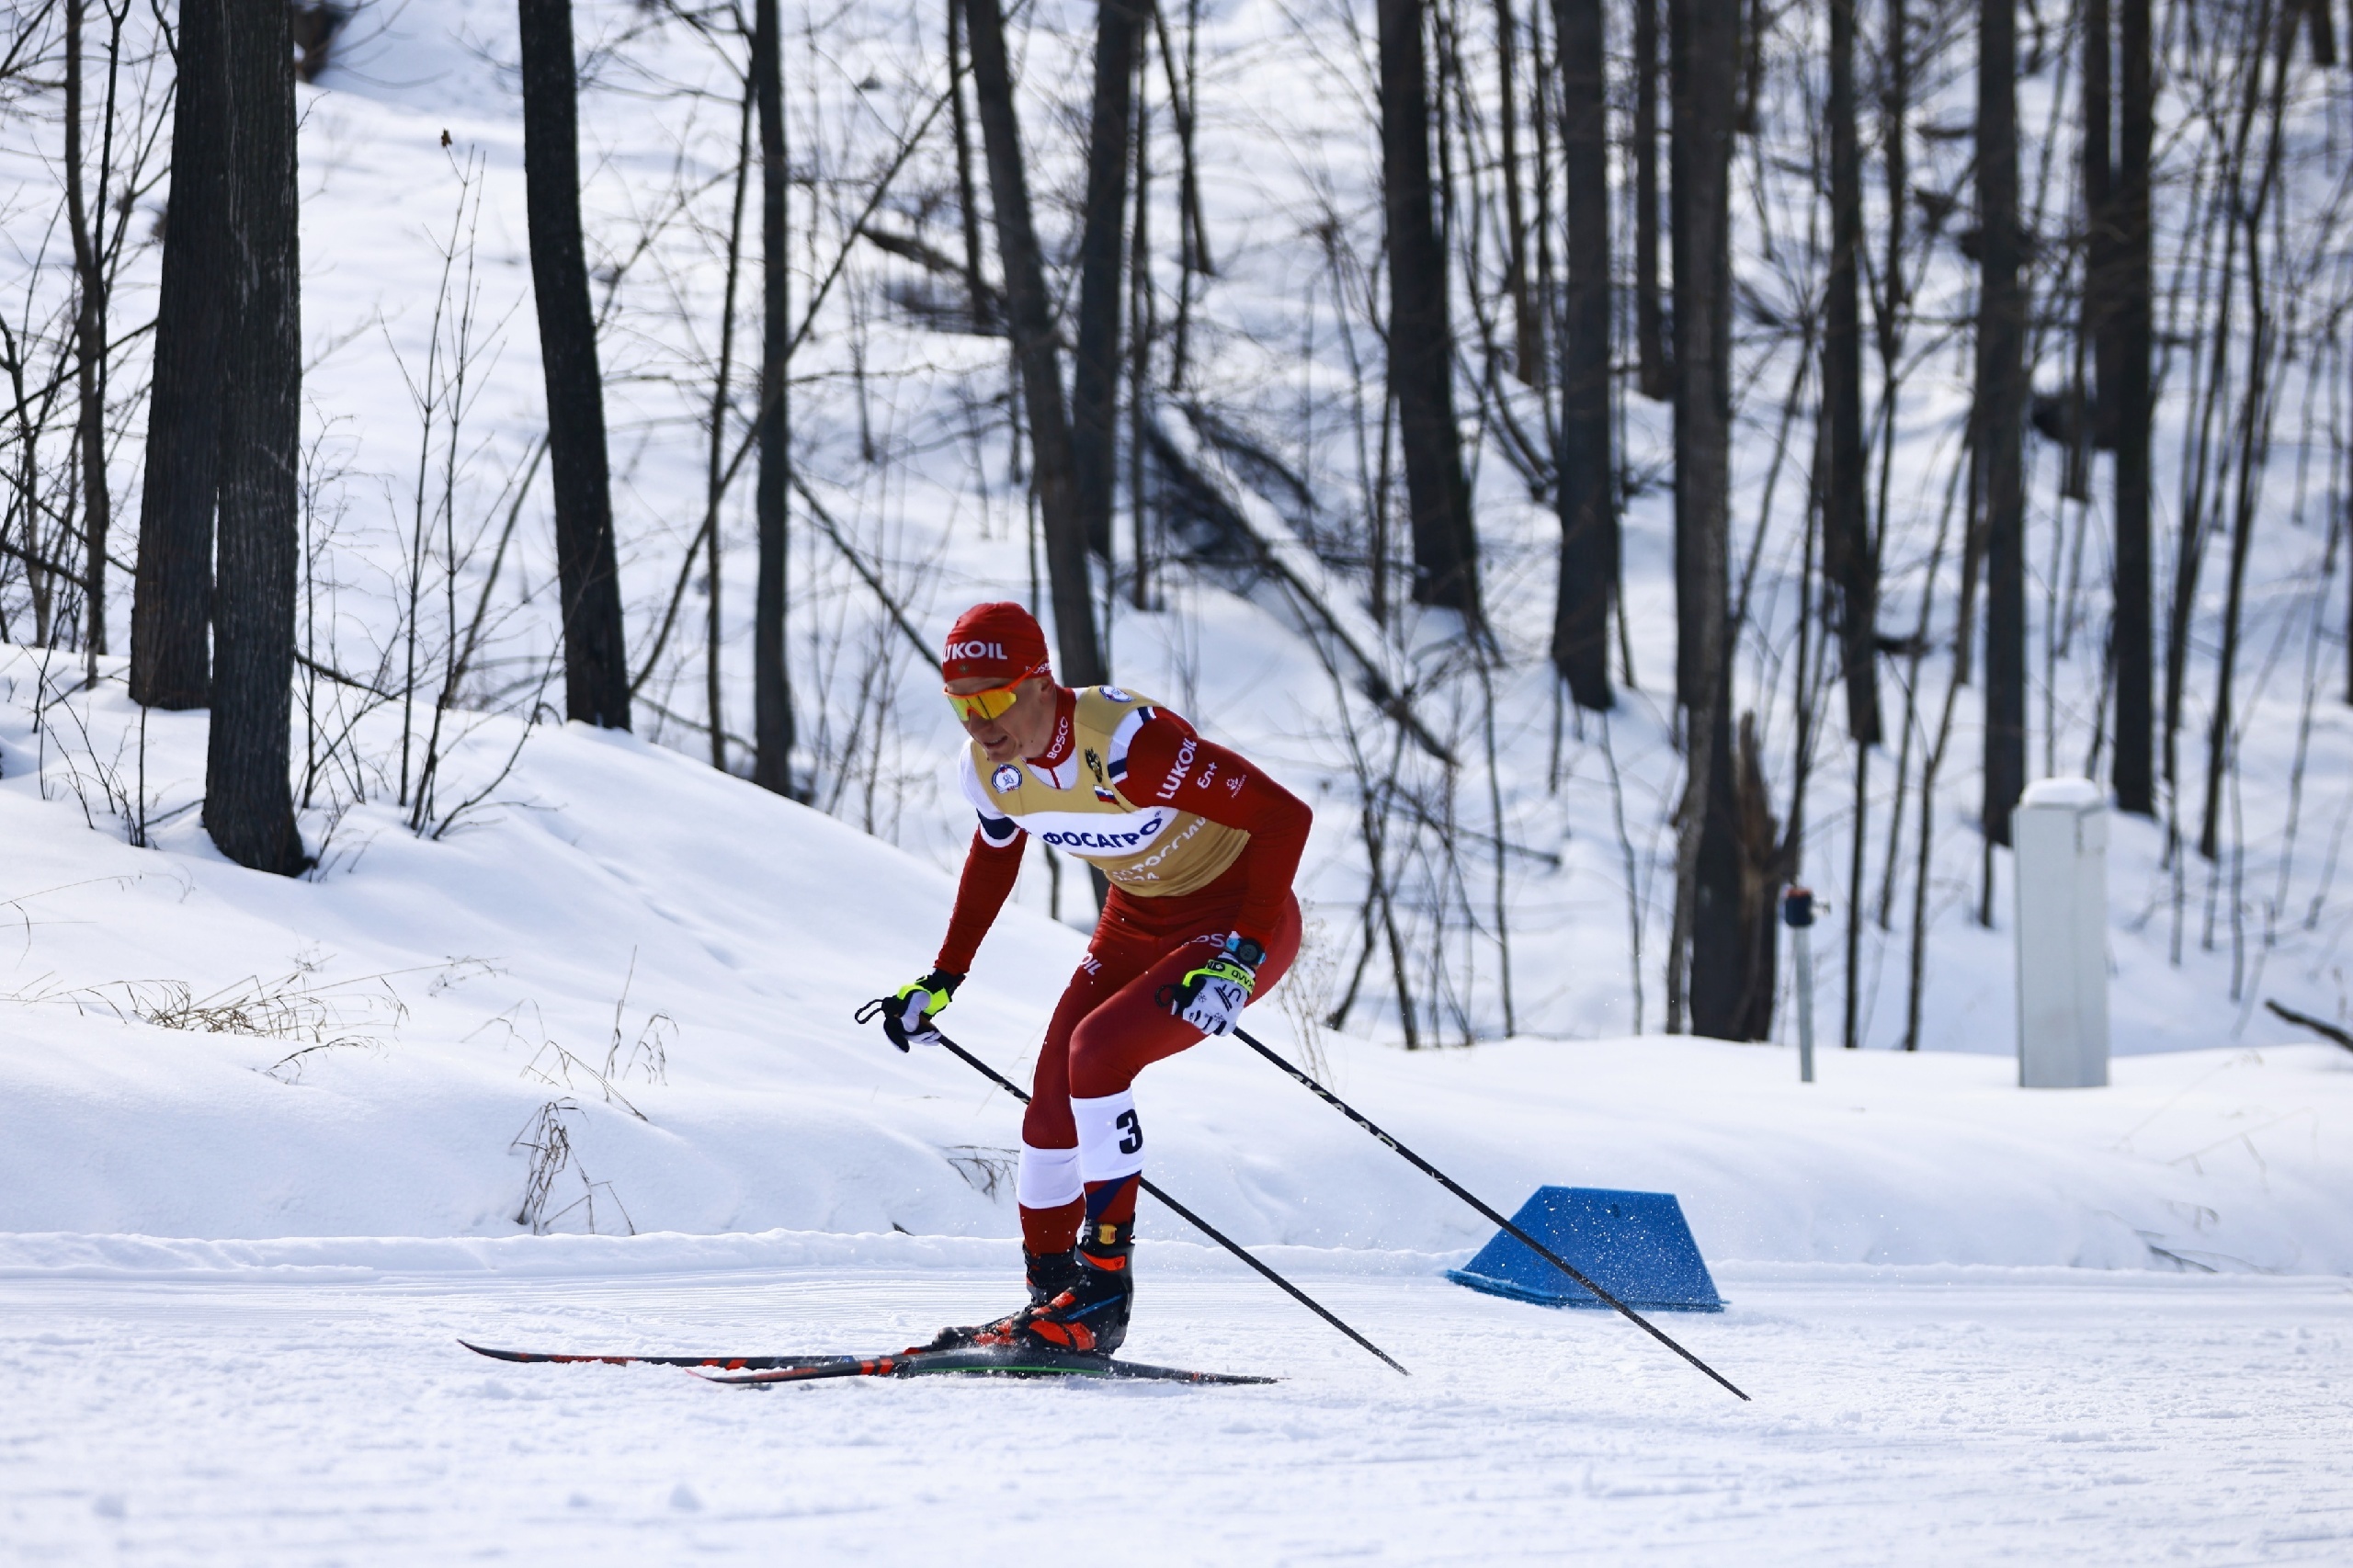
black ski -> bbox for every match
[696,1343,1274,1387]
[460,1339,856,1371]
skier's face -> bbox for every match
[948,674,1057,762]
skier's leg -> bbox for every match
[1018,893,1302,1354]
[1011,975,1094,1270]
[1015,922,1168,1251]
[926,930,1162,1349]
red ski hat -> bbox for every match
[941,601,1051,685]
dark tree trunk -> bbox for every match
[751,0,796,797]
[1669,0,1734,714]
[205,0,304,877]
[132,0,226,709]
[1881,0,1906,365]
[965,0,1104,685]
[64,0,111,660]
[1632,0,1667,400]
[1732,720,1779,1036]
[2082,0,2120,451]
[1689,695,1745,1035]
[1379,0,1483,625]
[1824,0,1879,745]
[1129,36,1154,608]
[1495,0,1540,383]
[1156,0,1211,389]
[1666,0,1738,1031]
[2111,0,2153,812]
[1552,0,1612,709]
[519,0,631,730]
[1979,0,2027,848]
[1828,0,1881,1045]
[1692,710,1781,1040]
[1073,0,1142,564]
[946,0,992,331]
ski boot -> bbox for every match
[1006,1220,1132,1356]
[920,1248,1082,1351]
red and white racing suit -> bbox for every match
[933,684,1310,1256]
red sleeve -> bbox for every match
[1120,718,1311,951]
[935,825,1026,974]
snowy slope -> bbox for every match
[4,644,2349,1278]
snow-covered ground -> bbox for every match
[6,0,2353,1554]
[5,1244,2349,1563]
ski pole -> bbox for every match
[1230,1026,1750,1403]
[855,1003,1409,1376]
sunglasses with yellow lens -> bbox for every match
[945,681,1025,722]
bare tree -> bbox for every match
[2111,0,2154,812]
[945,0,992,330]
[205,0,304,875]
[1665,0,1738,1031]
[751,0,795,796]
[1073,0,1142,563]
[1631,0,1666,400]
[2082,0,2119,453]
[1825,0,1879,1044]
[62,0,114,665]
[963,0,1103,683]
[131,0,223,709]
[1823,0,1877,748]
[1979,0,2027,854]
[1495,0,1540,382]
[1552,0,1611,708]
[519,0,631,730]
[1380,0,1483,625]
[2199,28,2290,866]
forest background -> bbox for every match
[3,0,2350,1061]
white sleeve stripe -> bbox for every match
[1105,706,1158,774]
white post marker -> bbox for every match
[1783,885,1816,1083]
[2013,778,2109,1088]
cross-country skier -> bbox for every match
[876,601,1310,1355]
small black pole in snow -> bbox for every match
[854,1004,1409,1376]
[1230,1026,1752,1403]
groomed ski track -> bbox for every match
[5,1249,2348,1562]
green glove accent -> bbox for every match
[1176,952,1257,1001]
[895,972,960,1017]
[879,970,961,1050]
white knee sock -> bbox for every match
[1070,1089,1145,1185]
[1015,1142,1082,1210]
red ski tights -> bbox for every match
[1017,881,1302,1256]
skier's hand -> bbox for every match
[1164,936,1261,1037]
[870,971,961,1051]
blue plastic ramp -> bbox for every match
[1446,1187,1725,1312]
